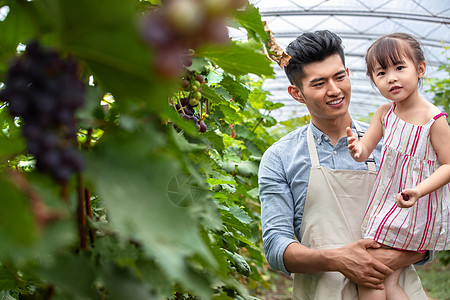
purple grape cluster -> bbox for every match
[0,41,86,183]
[174,72,207,132]
[174,97,207,133]
[140,0,248,78]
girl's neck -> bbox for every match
[392,92,432,125]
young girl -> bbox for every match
[346,33,450,300]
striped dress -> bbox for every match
[362,104,450,251]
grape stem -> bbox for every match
[77,173,88,250]
[251,117,264,133]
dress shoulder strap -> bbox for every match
[433,112,448,120]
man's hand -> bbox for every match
[367,246,427,270]
[330,239,393,289]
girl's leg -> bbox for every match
[358,284,386,300]
[384,267,409,300]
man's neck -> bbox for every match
[311,114,352,146]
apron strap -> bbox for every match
[307,122,376,171]
[307,125,320,167]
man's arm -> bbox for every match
[283,240,394,289]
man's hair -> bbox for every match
[284,30,345,88]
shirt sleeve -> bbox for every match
[259,146,299,275]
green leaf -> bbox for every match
[34,0,169,111]
[0,175,37,254]
[229,206,252,224]
[100,263,152,300]
[0,1,35,68]
[201,85,228,104]
[246,187,259,199]
[216,104,243,124]
[197,42,274,77]
[39,254,97,300]
[85,126,217,298]
[233,4,268,43]
[202,130,225,154]
[220,75,250,108]
[0,265,19,290]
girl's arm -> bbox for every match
[347,104,389,162]
[397,115,450,208]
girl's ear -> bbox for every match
[417,61,426,79]
[288,84,305,104]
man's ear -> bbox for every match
[288,84,305,104]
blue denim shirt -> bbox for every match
[259,119,384,275]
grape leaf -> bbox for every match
[197,42,274,77]
[220,75,250,108]
[233,4,268,43]
[85,127,217,299]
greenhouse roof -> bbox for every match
[241,0,450,121]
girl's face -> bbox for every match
[371,55,425,103]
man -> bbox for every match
[258,30,428,299]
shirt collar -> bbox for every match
[308,118,359,144]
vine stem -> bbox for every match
[82,127,95,246]
[85,188,95,245]
[251,116,265,133]
[76,173,88,250]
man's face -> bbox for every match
[288,54,351,123]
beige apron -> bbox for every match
[292,124,427,300]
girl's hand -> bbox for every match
[396,189,420,208]
[346,127,362,160]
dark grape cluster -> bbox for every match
[173,72,207,132]
[140,0,248,78]
[0,41,86,183]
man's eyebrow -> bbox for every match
[309,69,346,84]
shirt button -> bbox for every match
[317,138,321,143]
[324,137,329,141]
[333,150,337,155]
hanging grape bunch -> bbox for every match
[173,72,207,133]
[0,40,86,183]
[140,0,248,78]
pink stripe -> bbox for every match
[374,201,398,241]
[385,105,395,128]
[386,117,401,147]
[379,205,403,245]
[424,135,430,159]
[367,153,399,238]
[411,127,422,157]
[417,194,433,250]
[392,211,409,247]
[403,204,419,249]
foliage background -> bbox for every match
[0,1,448,299]
[0,0,293,299]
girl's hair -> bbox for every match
[365,33,425,81]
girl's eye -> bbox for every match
[376,71,385,76]
[397,66,404,71]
